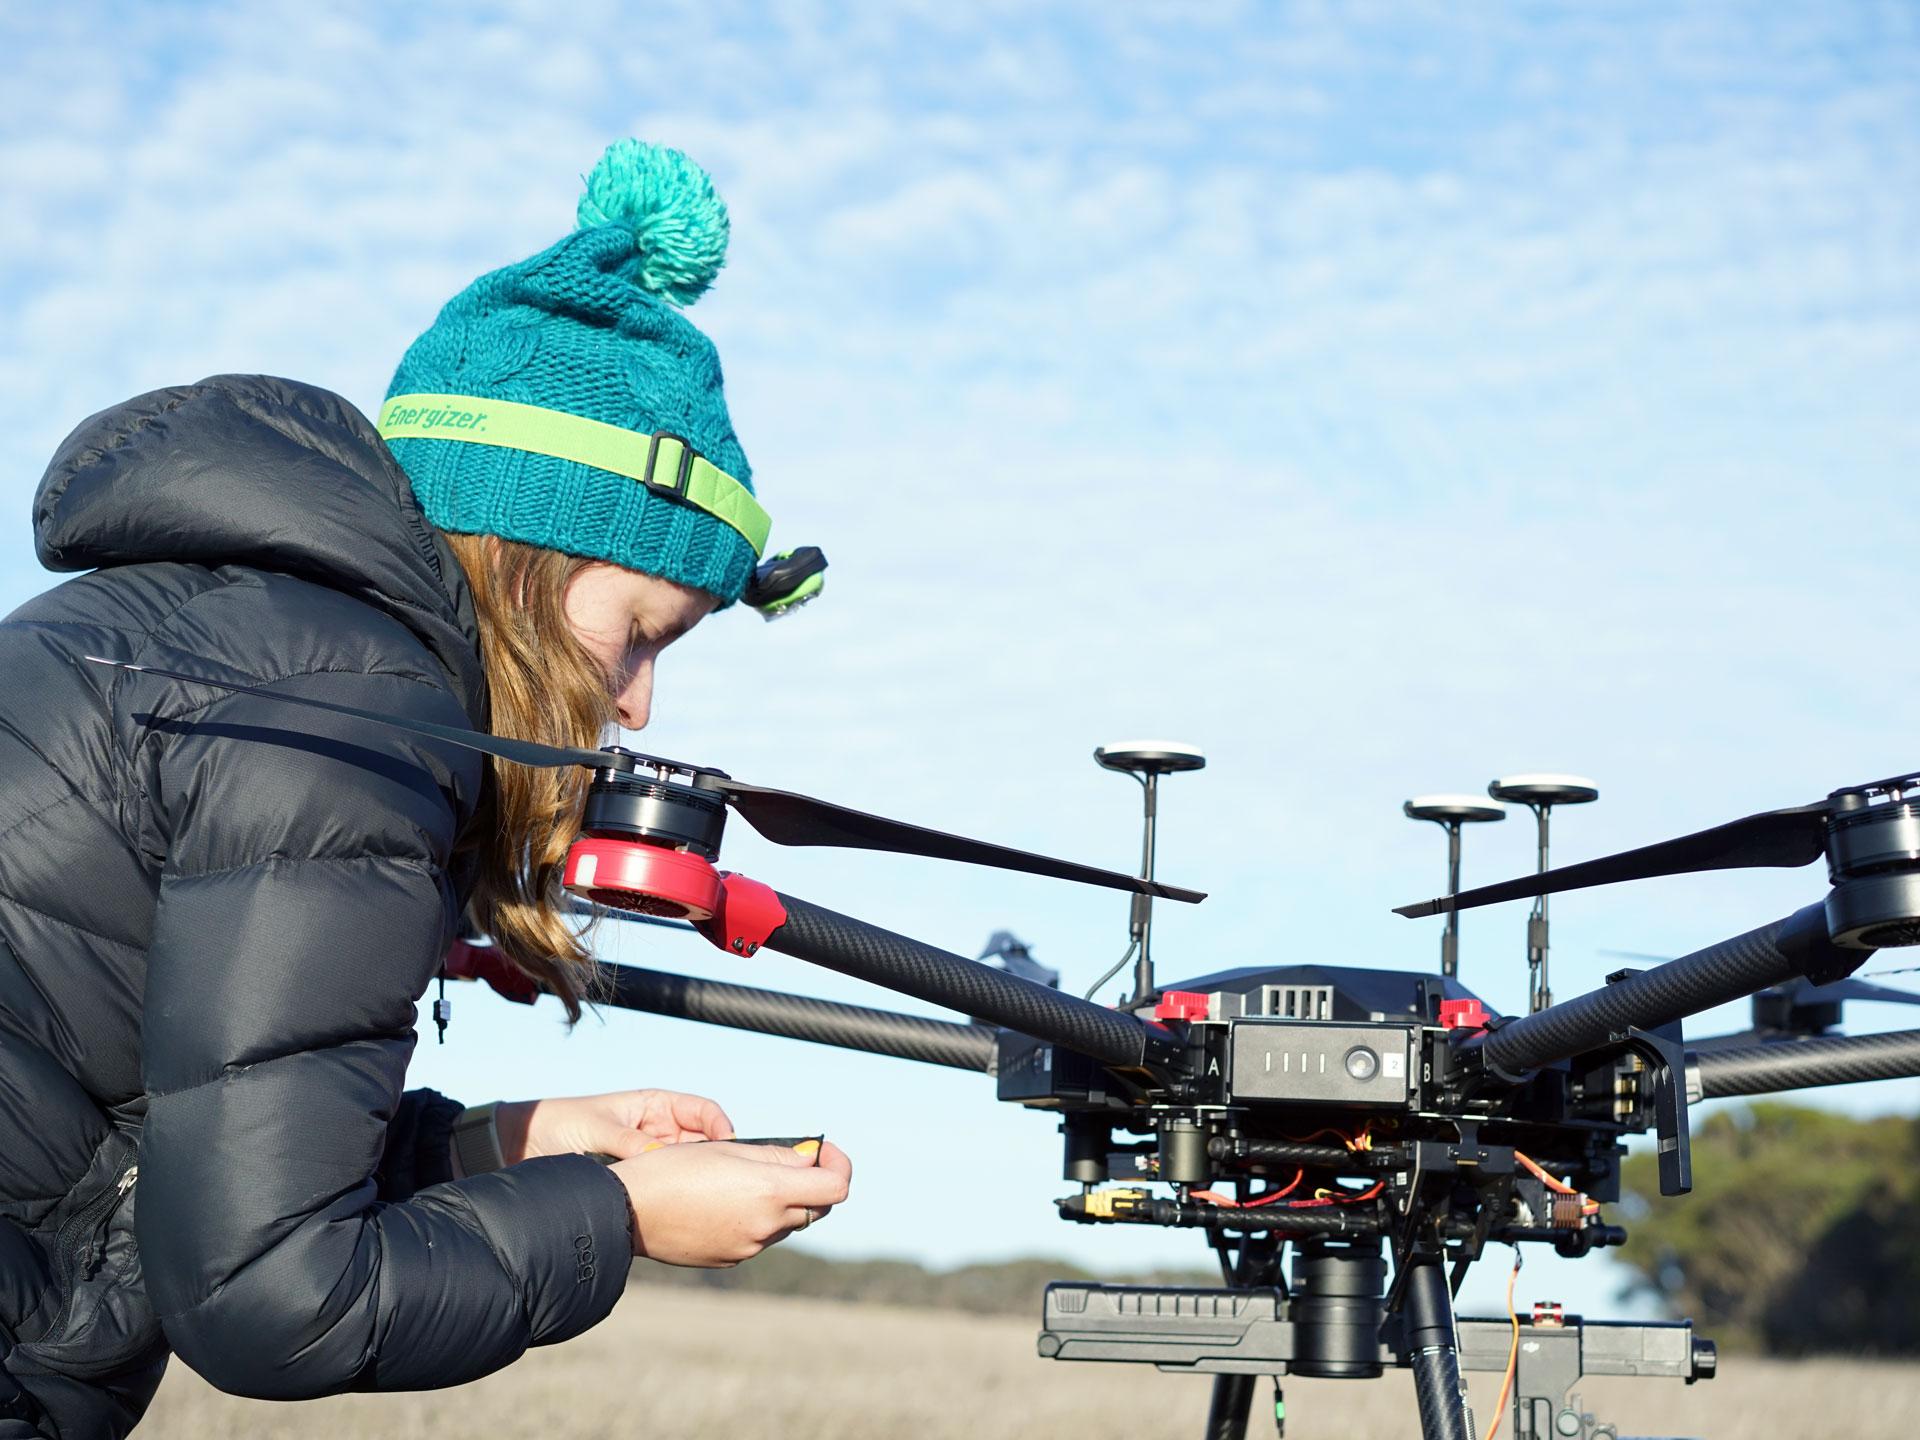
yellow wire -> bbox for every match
[1483,1251,1522,1440]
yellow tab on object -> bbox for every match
[378,392,771,556]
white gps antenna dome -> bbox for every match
[1095,740,1207,776]
[1488,774,1599,808]
[1404,795,1508,826]
[1404,794,1508,980]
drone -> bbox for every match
[87,655,1920,1440]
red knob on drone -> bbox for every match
[1153,990,1214,1022]
[1437,998,1490,1032]
[563,836,725,921]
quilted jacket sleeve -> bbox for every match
[377,1089,465,1200]
[132,660,633,1399]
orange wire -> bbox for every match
[1278,1124,1373,1150]
[1513,1150,1579,1196]
[1243,1170,1306,1206]
[1483,1252,1522,1440]
[1192,1170,1306,1208]
[1190,1176,1384,1214]
[1287,1180,1385,1209]
[1193,1128,1377,1211]
[1516,1150,1603,1216]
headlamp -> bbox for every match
[744,547,828,619]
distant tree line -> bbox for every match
[630,1247,1211,1316]
[1616,1101,1920,1354]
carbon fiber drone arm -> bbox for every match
[447,935,997,1072]
[1690,1027,1920,1098]
[598,962,997,1073]
[756,890,1181,1071]
[1470,902,1867,1077]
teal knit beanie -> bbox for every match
[381,140,760,604]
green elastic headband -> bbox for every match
[378,392,772,557]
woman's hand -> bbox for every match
[493,1089,734,1165]
[611,1139,854,1266]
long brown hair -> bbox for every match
[442,530,615,1023]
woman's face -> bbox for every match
[562,563,717,730]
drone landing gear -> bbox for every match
[1403,1257,1474,1440]
[1202,1228,1287,1439]
[1203,1374,1263,1440]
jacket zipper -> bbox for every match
[78,1166,138,1275]
[37,1162,137,1342]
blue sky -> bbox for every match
[5,1,1919,1325]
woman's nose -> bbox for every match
[615,660,654,730]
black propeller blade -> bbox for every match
[89,656,1203,903]
[1603,949,1920,1019]
[1394,800,1832,919]
[1793,976,1920,1008]
[714,779,1205,903]
[1687,974,1920,1053]
[85,658,626,772]
[1605,946,1920,1012]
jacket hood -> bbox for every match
[33,374,488,721]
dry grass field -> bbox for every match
[139,1288,1920,1439]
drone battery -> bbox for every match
[1226,1020,1419,1108]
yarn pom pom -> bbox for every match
[577,139,730,307]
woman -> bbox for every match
[0,140,851,1438]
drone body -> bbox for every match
[89,654,1920,1440]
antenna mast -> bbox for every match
[1094,741,1207,1006]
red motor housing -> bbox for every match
[563,837,725,921]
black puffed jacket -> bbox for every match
[0,376,634,1439]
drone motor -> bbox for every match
[1824,787,1920,948]
[562,752,731,919]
